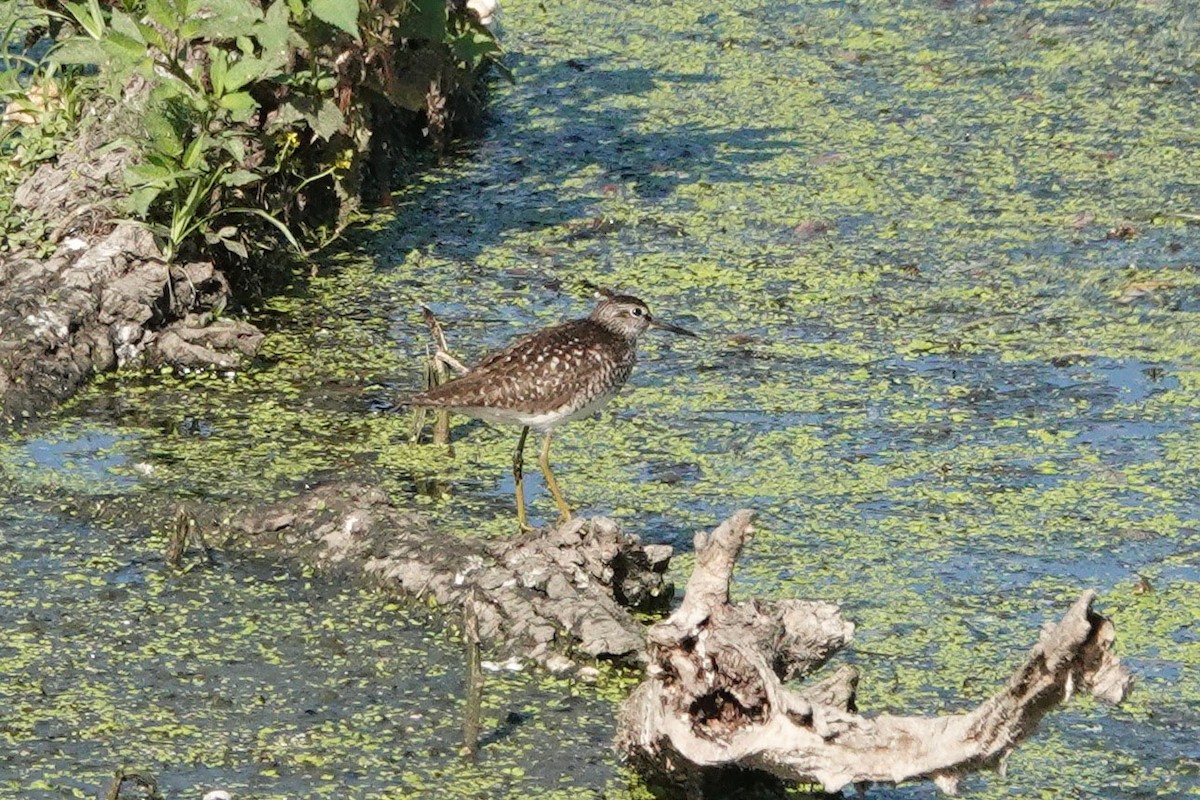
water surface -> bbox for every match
[3,0,1200,796]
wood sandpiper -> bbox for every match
[412,294,695,530]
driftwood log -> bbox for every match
[616,510,1133,796]
[230,487,1132,795]
[231,483,674,671]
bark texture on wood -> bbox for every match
[616,510,1133,796]
[0,121,262,426]
[231,483,674,671]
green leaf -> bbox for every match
[108,10,145,43]
[144,150,183,170]
[221,136,247,162]
[218,91,257,112]
[181,134,208,170]
[144,114,185,159]
[100,32,150,61]
[303,97,344,141]
[219,236,249,258]
[256,1,291,55]
[209,46,229,96]
[135,20,168,50]
[145,0,178,31]
[148,79,188,106]
[127,162,174,184]
[221,169,260,187]
[310,0,359,39]
[129,186,163,217]
[449,27,500,68]
[194,0,263,38]
[224,56,267,93]
[60,0,105,39]
[127,164,197,189]
[185,66,213,110]
[269,99,304,128]
[49,38,105,66]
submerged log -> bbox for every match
[615,510,1133,796]
[230,483,674,671]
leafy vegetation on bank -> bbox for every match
[0,0,499,266]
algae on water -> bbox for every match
[3,0,1199,797]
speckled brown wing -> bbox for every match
[412,318,635,414]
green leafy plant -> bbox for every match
[0,1,84,254]
[52,0,303,261]
[38,0,500,265]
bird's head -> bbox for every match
[589,294,696,340]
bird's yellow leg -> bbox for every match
[539,431,572,524]
[512,426,533,532]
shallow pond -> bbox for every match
[3,0,1200,796]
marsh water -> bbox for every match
[3,0,1200,797]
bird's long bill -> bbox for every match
[650,317,697,337]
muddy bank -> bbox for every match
[0,122,261,426]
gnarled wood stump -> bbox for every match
[616,510,1133,796]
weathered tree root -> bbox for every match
[616,510,1133,796]
[231,483,674,670]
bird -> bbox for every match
[411,294,695,530]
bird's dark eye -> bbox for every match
[631,307,644,317]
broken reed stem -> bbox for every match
[165,507,213,570]
[420,304,453,446]
[165,507,190,568]
[104,767,162,800]
[431,364,450,447]
[462,589,484,762]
